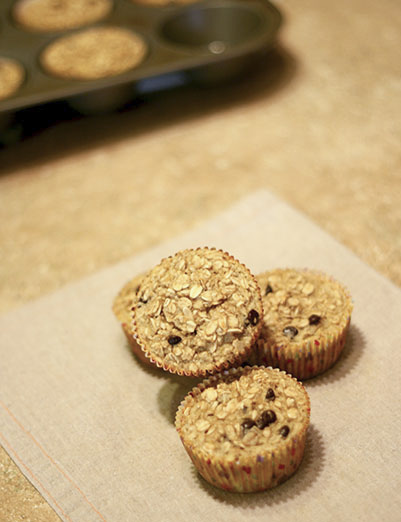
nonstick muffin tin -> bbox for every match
[0,0,282,115]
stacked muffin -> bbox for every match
[113,247,352,492]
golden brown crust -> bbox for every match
[0,57,25,101]
[40,27,147,80]
[13,0,113,33]
[129,0,197,5]
[132,248,263,377]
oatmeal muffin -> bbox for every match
[130,0,196,6]
[40,26,147,80]
[175,366,310,492]
[112,273,154,366]
[247,269,353,379]
[13,0,113,33]
[0,57,25,101]
[132,248,263,377]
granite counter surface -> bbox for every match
[1,0,400,519]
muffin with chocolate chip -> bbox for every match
[175,365,310,492]
[13,0,113,33]
[247,268,353,379]
[0,57,25,101]
[132,248,263,377]
[112,273,155,367]
[40,26,147,81]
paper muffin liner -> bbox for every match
[132,247,264,377]
[121,323,155,367]
[175,366,310,493]
[248,269,353,380]
[249,318,350,380]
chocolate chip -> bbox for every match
[241,418,256,435]
[265,388,275,401]
[139,296,148,304]
[265,284,273,295]
[247,309,260,326]
[280,425,290,438]
[283,326,298,339]
[256,409,277,429]
[168,335,182,345]
[309,314,321,325]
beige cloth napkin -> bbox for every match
[1,190,400,522]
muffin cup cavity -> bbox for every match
[159,4,264,52]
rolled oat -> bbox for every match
[247,268,353,379]
[132,248,263,376]
[175,366,310,492]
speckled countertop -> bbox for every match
[1,0,400,519]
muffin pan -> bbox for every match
[0,0,282,115]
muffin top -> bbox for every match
[0,57,25,101]
[257,269,353,346]
[40,26,147,80]
[130,0,196,6]
[13,0,113,33]
[176,366,310,459]
[133,248,263,376]
[112,273,144,328]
